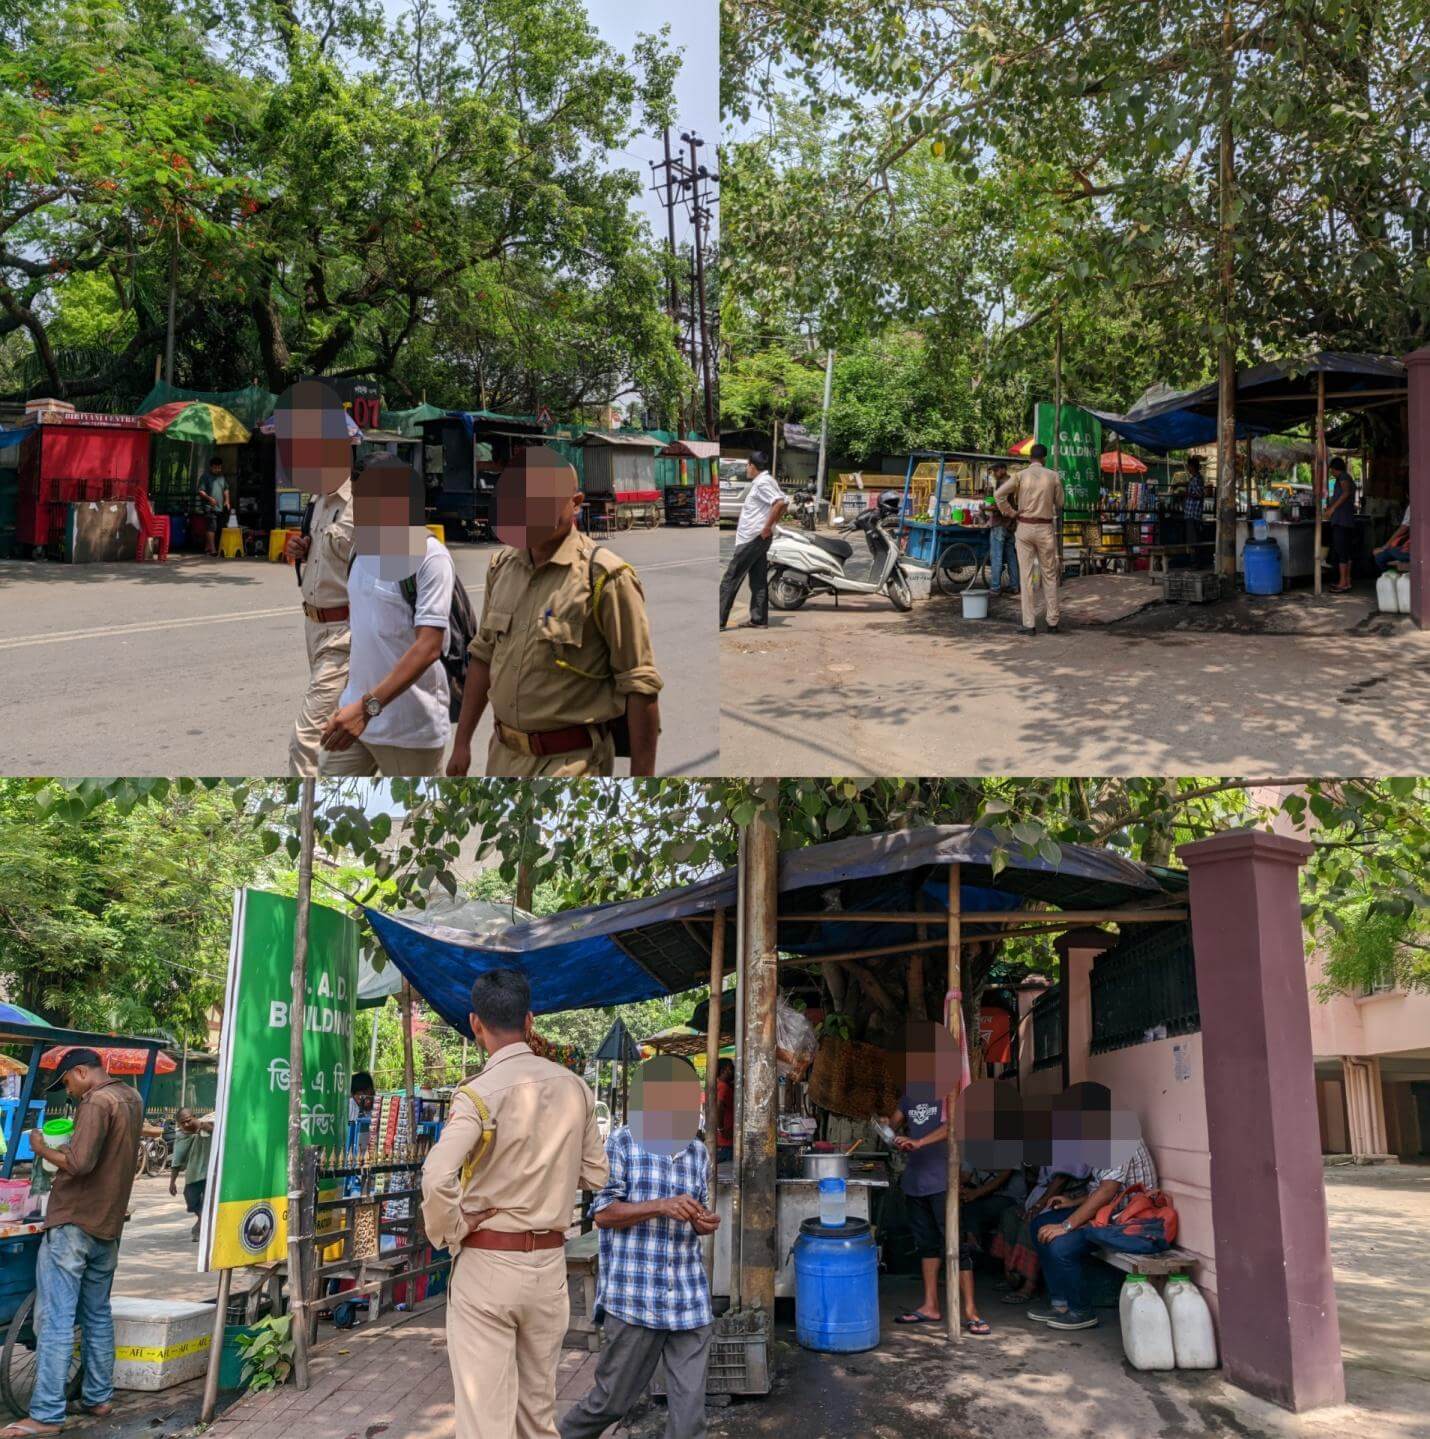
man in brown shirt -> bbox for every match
[994,443,1065,634]
[13,1049,143,1436]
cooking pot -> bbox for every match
[800,1151,850,1181]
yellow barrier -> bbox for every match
[269,527,294,562]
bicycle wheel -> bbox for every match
[934,542,981,597]
[0,1292,82,1417]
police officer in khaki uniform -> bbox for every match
[994,443,1065,635]
[279,381,357,775]
[421,969,608,1439]
[446,446,662,778]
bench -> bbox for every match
[1094,1244,1198,1277]
[1145,544,1215,579]
[565,1229,601,1352]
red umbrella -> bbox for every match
[1008,437,1035,456]
[1100,451,1147,474]
[40,1045,176,1076]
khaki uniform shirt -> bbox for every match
[421,1042,608,1249]
[995,463,1064,521]
[299,481,355,610]
[45,1077,142,1242]
[469,528,662,733]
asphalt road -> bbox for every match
[0,527,719,776]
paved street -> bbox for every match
[717,530,1430,776]
[0,528,719,776]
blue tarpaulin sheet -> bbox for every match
[364,826,1171,1034]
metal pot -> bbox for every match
[799,1151,850,1181]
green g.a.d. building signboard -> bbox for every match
[1034,402,1103,520]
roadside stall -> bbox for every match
[418,410,547,540]
[658,439,721,526]
[576,431,665,531]
[894,450,1017,595]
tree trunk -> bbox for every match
[1214,0,1239,578]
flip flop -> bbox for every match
[895,1310,940,1325]
[963,1318,993,1337]
[0,1422,64,1438]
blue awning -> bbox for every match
[364,825,1176,1035]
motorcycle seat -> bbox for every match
[810,533,854,562]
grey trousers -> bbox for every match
[559,1315,713,1439]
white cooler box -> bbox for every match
[111,1297,214,1390]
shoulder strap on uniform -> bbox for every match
[457,1080,496,1190]
[587,547,633,614]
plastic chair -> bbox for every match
[219,526,245,559]
[132,490,170,563]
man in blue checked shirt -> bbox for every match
[561,1056,720,1439]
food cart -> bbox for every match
[418,411,547,540]
[576,432,665,531]
[0,1020,166,1415]
[658,439,721,526]
[15,409,152,560]
[894,451,1012,595]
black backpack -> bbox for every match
[399,569,478,722]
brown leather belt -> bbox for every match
[1016,515,1054,524]
[303,603,350,623]
[496,720,602,757]
[462,1228,565,1253]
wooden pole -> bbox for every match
[688,907,1187,927]
[1214,0,1238,579]
[739,805,781,1315]
[401,981,417,1146]
[287,778,315,1390]
[730,830,747,1310]
[704,909,726,1281]
[944,865,962,1343]
[198,1266,233,1423]
[1053,316,1065,565]
[1315,370,1327,596]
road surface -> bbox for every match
[0,528,719,776]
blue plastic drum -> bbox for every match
[793,1216,880,1353]
[1243,538,1283,595]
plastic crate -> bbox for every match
[650,1333,770,1397]
[1162,570,1223,604]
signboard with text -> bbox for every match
[200,889,358,1271]
[1034,402,1103,519]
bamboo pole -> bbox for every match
[688,908,1186,927]
[730,830,747,1310]
[777,922,1111,968]
[287,778,315,1390]
[1315,370,1327,596]
[944,865,962,1343]
[198,1266,233,1423]
[704,909,726,1281]
[401,981,417,1145]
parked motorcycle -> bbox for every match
[789,487,818,531]
[767,491,913,612]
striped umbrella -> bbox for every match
[1008,436,1035,456]
[141,401,251,446]
[0,1003,49,1029]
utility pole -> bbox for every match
[683,131,718,440]
[287,778,315,1391]
[815,348,835,516]
[163,226,178,388]
[1214,0,1239,578]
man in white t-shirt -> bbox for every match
[319,458,455,775]
[719,451,787,629]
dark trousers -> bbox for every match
[1031,1209,1168,1310]
[719,536,771,627]
[559,1315,712,1439]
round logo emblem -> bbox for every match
[239,1203,276,1255]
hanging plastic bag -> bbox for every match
[776,993,817,1080]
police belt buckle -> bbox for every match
[496,722,534,756]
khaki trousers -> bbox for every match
[485,727,616,777]
[317,739,445,776]
[1014,525,1061,629]
[447,1247,568,1439]
[289,620,350,777]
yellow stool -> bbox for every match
[219,527,245,559]
[426,523,446,544]
[269,527,294,563]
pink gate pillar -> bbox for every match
[1177,830,1344,1411]
[1406,345,1430,628]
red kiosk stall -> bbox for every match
[16,409,154,560]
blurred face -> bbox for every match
[351,1087,374,1115]
[899,1020,958,1100]
[493,446,580,550]
[274,380,353,496]
[628,1057,701,1157]
[354,458,426,580]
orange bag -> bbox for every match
[1093,1183,1179,1245]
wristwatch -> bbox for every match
[362,694,383,720]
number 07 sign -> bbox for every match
[200,888,359,1271]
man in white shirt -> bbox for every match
[719,451,787,629]
[320,458,455,775]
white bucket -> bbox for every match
[961,587,990,620]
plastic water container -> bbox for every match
[1164,1275,1218,1369]
[39,1117,74,1174]
[1251,517,1269,542]
[1377,571,1400,613]
[1242,538,1283,595]
[1118,1275,1175,1370]
[1396,571,1411,613]
[793,1216,879,1353]
[818,1177,847,1227]
[961,587,989,620]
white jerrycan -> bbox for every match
[1376,570,1399,613]
[1118,1275,1175,1370]
[1396,571,1411,613]
[1164,1274,1218,1369]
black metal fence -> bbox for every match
[1090,923,1200,1054]
[1031,988,1064,1071]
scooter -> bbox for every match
[767,492,914,613]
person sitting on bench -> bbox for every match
[1027,1088,1171,1331]
[1374,505,1410,573]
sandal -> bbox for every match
[963,1317,992,1337]
[0,1423,64,1438]
[895,1310,940,1325]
